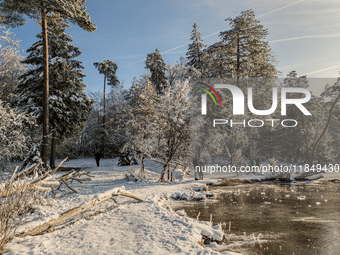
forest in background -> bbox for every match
[1,6,340,181]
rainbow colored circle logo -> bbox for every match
[197,82,223,106]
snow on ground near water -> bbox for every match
[4,158,241,255]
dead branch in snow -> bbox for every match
[17,191,143,237]
[1,158,94,197]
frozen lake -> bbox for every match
[173,180,340,254]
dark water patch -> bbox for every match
[172,181,340,254]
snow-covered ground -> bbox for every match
[3,158,242,255]
[3,158,339,254]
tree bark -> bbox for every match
[101,74,106,154]
[236,34,240,86]
[301,114,310,163]
[160,151,174,182]
[167,164,170,181]
[41,5,49,168]
[103,74,106,128]
[50,131,57,168]
[141,153,145,173]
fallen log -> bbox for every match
[17,191,143,237]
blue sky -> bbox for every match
[8,0,340,93]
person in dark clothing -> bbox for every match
[95,152,102,167]
[193,156,199,180]
[255,156,262,166]
[250,159,255,167]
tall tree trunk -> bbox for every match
[41,5,49,168]
[160,158,171,183]
[246,118,253,161]
[309,94,340,165]
[167,164,170,182]
[50,131,57,168]
[160,145,176,183]
[236,34,240,86]
[102,74,106,154]
[141,153,145,173]
[103,74,106,128]
[140,119,147,174]
[301,114,310,163]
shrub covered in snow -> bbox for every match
[124,167,148,182]
[0,171,42,252]
[0,101,37,169]
[0,26,27,104]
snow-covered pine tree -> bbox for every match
[14,16,94,168]
[186,23,206,75]
[166,59,201,88]
[0,26,26,104]
[201,9,276,80]
[0,0,96,166]
[219,9,277,79]
[145,48,168,95]
[199,10,277,162]
[93,60,119,130]
[201,41,230,78]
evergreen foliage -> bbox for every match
[201,10,277,79]
[186,23,205,73]
[93,60,119,87]
[0,0,96,166]
[0,0,96,32]
[93,59,119,152]
[145,48,167,94]
[14,16,93,167]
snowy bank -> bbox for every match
[4,158,241,255]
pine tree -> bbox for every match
[202,41,230,78]
[145,48,167,94]
[220,10,276,79]
[15,16,93,168]
[202,10,277,80]
[93,60,119,130]
[0,0,96,166]
[186,23,206,73]
[203,10,278,162]
[166,59,201,88]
